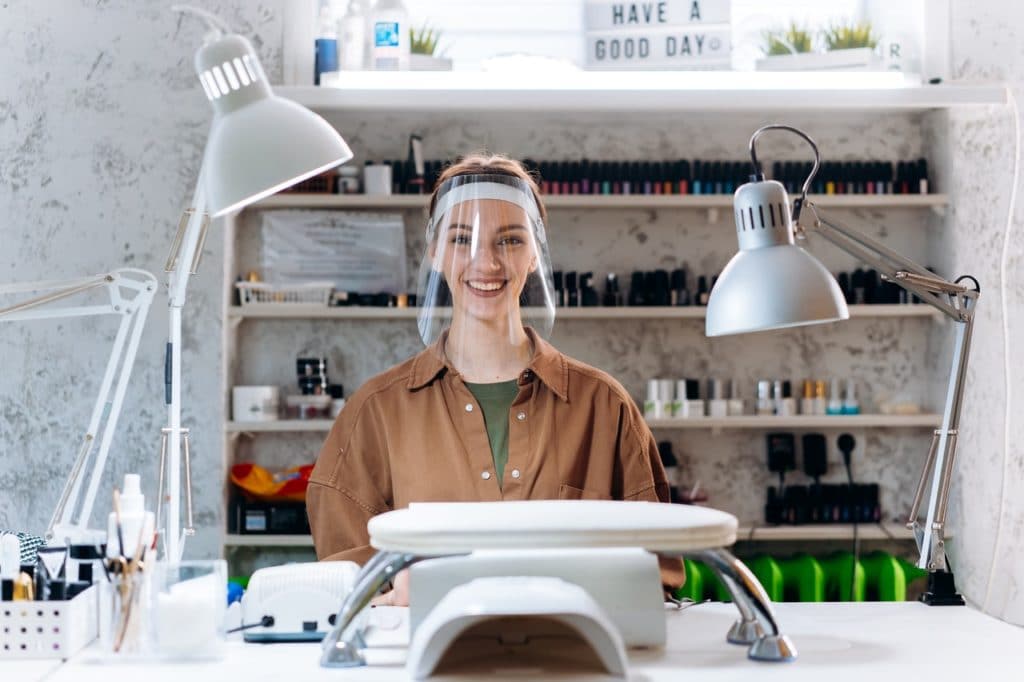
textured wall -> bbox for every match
[936,0,1024,624]
[0,0,287,557]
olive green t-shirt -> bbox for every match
[464,380,520,487]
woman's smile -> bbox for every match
[465,278,508,296]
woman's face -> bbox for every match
[434,198,538,323]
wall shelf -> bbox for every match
[227,304,938,321]
[250,192,949,212]
[222,522,914,548]
[226,414,939,434]
[279,72,1006,112]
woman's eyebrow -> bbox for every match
[498,224,528,233]
[446,223,474,231]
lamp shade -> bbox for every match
[706,179,848,336]
[194,34,353,216]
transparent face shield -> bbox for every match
[416,174,556,368]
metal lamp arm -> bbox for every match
[801,207,978,570]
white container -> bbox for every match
[363,163,393,195]
[643,379,664,419]
[233,386,281,422]
[756,48,880,72]
[369,0,410,70]
[0,584,98,659]
[409,54,453,71]
[106,474,155,561]
[338,0,366,70]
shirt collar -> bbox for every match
[407,327,569,401]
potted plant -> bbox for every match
[409,23,452,71]
[756,19,881,72]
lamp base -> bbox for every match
[920,570,965,606]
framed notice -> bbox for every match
[583,0,731,70]
[260,210,407,294]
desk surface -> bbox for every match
[15,602,1024,681]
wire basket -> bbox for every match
[279,170,337,194]
[236,282,334,307]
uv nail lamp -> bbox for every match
[242,561,360,642]
[321,500,798,672]
[409,548,666,648]
[409,576,629,679]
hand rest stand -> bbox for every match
[319,501,796,668]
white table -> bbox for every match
[14,602,1022,681]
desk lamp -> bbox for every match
[707,124,977,606]
[162,5,352,560]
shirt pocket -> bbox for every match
[557,484,612,501]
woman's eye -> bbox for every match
[450,235,471,245]
[498,236,523,246]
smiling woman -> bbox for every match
[307,153,684,605]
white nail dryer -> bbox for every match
[409,547,666,648]
[407,576,629,679]
[241,561,360,642]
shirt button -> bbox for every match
[511,469,521,479]
[516,411,526,421]
[481,471,491,480]
[465,403,474,412]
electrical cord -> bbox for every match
[227,615,274,634]
[838,433,858,602]
[983,84,1021,612]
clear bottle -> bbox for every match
[369,0,410,71]
[338,0,366,70]
[106,474,155,560]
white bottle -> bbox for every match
[338,0,366,70]
[106,474,156,560]
[369,0,410,71]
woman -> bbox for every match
[308,153,682,604]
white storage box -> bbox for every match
[1,584,98,659]
[236,281,333,307]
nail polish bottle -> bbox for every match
[692,160,702,195]
[772,380,784,415]
[757,379,774,416]
[539,161,551,194]
[727,379,744,416]
[580,272,599,306]
[837,272,852,303]
[580,158,591,195]
[842,378,860,415]
[679,378,704,418]
[917,158,929,194]
[628,271,645,306]
[566,271,579,307]
[813,380,827,415]
[851,268,868,304]
[601,161,612,195]
[650,269,670,306]
[800,379,815,415]
[864,269,880,304]
[570,160,581,195]
[826,378,844,415]
[670,268,690,306]
[696,276,710,306]
[778,380,797,416]
[561,160,573,195]
[644,379,664,419]
[602,273,621,307]
[771,161,783,185]
[553,270,564,307]
[707,378,728,417]
[678,159,690,195]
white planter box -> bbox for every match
[409,54,453,71]
[756,47,881,72]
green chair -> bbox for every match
[819,552,866,601]
[777,554,826,602]
[746,555,785,602]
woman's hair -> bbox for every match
[429,152,547,223]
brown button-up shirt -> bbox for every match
[308,329,684,588]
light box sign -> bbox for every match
[584,0,732,70]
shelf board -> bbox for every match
[226,414,939,434]
[227,304,938,321]
[736,522,914,542]
[250,192,949,211]
[279,72,1006,112]
[647,415,940,429]
[222,523,913,548]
